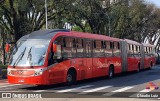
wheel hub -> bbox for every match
[67,74,72,82]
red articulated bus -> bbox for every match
[7,29,156,85]
[142,43,156,69]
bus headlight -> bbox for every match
[34,68,47,76]
[7,69,11,75]
[34,71,43,76]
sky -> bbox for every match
[145,0,160,8]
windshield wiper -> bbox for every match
[13,47,26,67]
[27,47,33,68]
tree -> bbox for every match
[0,0,63,41]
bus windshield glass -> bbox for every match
[9,39,50,67]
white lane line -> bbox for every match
[0,84,22,88]
[34,90,47,92]
[81,86,112,93]
[103,86,134,96]
[139,89,153,92]
[57,85,93,93]
[112,86,134,92]
[0,83,9,85]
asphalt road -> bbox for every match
[1,65,160,101]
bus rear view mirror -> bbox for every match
[53,43,57,53]
[5,43,10,52]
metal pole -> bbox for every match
[45,0,48,29]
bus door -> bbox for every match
[83,39,93,78]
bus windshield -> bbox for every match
[9,39,50,67]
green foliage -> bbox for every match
[72,26,83,32]
[0,0,160,49]
[0,64,7,69]
[1,69,7,76]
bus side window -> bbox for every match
[62,37,73,58]
[127,44,132,57]
[132,45,134,56]
[48,37,63,65]
[104,41,112,57]
[77,38,84,57]
[93,40,104,57]
[63,38,66,47]
[134,45,136,56]
[113,42,120,57]
[54,37,63,59]
[101,41,105,57]
[144,47,148,56]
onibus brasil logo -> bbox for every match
[146,82,159,90]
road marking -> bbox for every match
[34,90,47,92]
[103,86,134,96]
[112,86,134,92]
[81,86,112,93]
[139,89,153,92]
[0,84,22,88]
[57,85,93,93]
[0,80,8,83]
[0,83,9,85]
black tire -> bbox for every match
[108,66,114,79]
[66,70,76,86]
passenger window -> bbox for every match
[48,37,63,65]
[62,37,74,58]
[93,40,104,57]
[110,42,113,49]
[113,42,120,56]
[77,39,84,57]
[128,44,134,57]
[104,41,112,57]
[52,37,63,59]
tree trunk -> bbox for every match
[1,29,6,65]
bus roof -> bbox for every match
[142,43,155,47]
[54,31,120,42]
[18,29,120,42]
[124,39,141,45]
[18,29,70,41]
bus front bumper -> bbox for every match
[7,75,48,85]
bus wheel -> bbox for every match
[108,66,114,79]
[66,70,76,86]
